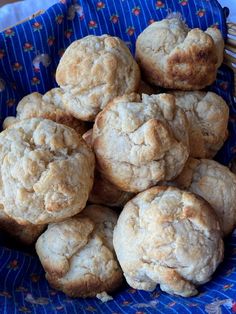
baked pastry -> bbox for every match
[113,186,224,297]
[170,91,229,158]
[136,18,224,90]
[83,130,134,207]
[56,35,140,121]
[3,89,88,135]
[0,205,45,245]
[0,118,95,224]
[36,205,123,298]
[173,158,236,236]
[92,93,189,193]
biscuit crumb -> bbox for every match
[96,292,113,302]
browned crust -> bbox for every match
[27,112,89,136]
[136,29,218,90]
[46,269,123,298]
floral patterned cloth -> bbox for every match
[0,0,235,313]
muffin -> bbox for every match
[113,186,223,297]
[56,35,141,121]
[36,205,123,297]
[136,18,224,90]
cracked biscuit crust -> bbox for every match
[174,158,236,236]
[0,118,95,224]
[113,186,223,297]
[92,93,189,193]
[136,18,223,90]
[3,90,88,136]
[56,35,140,121]
[83,129,134,207]
[36,205,123,298]
[170,91,229,158]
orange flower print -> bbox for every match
[30,273,40,283]
[32,22,42,31]
[97,1,105,10]
[126,26,135,36]
[31,77,40,85]
[219,81,228,91]
[132,6,141,16]
[47,36,55,46]
[149,19,155,25]
[211,23,219,29]
[155,1,165,9]
[55,14,64,24]
[23,42,33,52]
[8,259,18,269]
[4,28,15,37]
[179,0,188,5]
[223,284,234,291]
[12,62,22,71]
[197,9,206,17]
[65,29,73,39]
[88,20,97,29]
[110,14,119,24]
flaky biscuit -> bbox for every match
[170,91,229,158]
[83,129,134,207]
[0,118,95,224]
[92,93,189,193]
[113,186,223,297]
[56,35,140,121]
[36,205,123,298]
[136,18,224,90]
[173,158,236,235]
[0,205,45,245]
[3,90,88,136]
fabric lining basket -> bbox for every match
[0,0,236,313]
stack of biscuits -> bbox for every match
[0,17,235,299]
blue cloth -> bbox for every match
[0,0,235,313]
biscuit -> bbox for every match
[36,205,123,298]
[173,158,236,235]
[0,118,95,224]
[3,90,89,136]
[136,18,224,90]
[0,204,45,245]
[92,93,189,193]
[113,186,224,297]
[56,35,140,121]
[170,91,229,158]
[82,130,134,207]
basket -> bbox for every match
[0,1,236,313]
